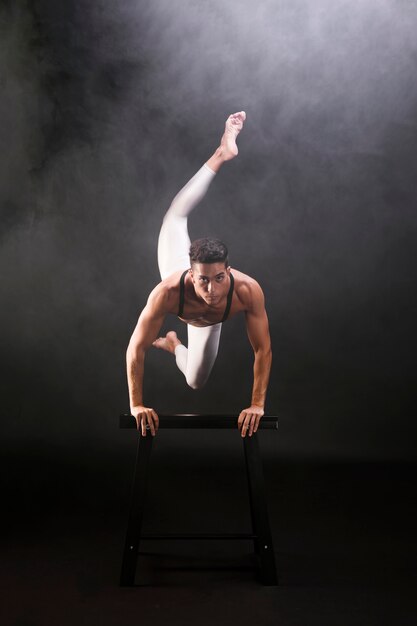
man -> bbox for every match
[126,111,272,438]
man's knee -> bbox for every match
[186,375,207,390]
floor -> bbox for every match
[2,440,417,626]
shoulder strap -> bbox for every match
[177,270,188,317]
[221,272,234,322]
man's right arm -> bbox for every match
[126,285,169,436]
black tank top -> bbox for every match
[177,269,234,323]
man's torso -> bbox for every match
[160,268,258,327]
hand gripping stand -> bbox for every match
[119,414,278,586]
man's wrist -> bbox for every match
[250,402,264,409]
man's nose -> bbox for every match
[207,281,215,293]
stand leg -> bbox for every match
[120,434,153,586]
[243,434,278,585]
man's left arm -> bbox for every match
[238,282,272,437]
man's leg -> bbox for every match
[155,163,222,388]
[154,111,246,388]
[157,164,216,280]
[174,323,222,389]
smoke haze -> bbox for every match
[1,0,417,458]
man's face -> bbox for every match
[189,262,231,305]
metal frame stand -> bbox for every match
[119,414,278,586]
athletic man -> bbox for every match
[126,112,272,438]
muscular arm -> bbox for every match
[126,285,170,434]
[238,281,272,436]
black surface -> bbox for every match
[120,426,277,585]
[2,457,417,625]
[120,414,279,429]
[120,429,154,586]
[243,433,278,584]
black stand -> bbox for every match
[119,414,278,586]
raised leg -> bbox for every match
[243,434,278,585]
[157,110,246,281]
[157,164,216,280]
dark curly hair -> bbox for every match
[189,237,229,267]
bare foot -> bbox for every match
[220,111,246,160]
[152,330,181,354]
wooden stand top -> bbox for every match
[119,414,278,430]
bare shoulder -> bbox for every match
[231,268,265,311]
[146,270,183,314]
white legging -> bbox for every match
[157,164,222,389]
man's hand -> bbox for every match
[238,405,264,437]
[131,405,159,437]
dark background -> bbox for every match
[1,1,417,624]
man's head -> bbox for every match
[189,238,231,305]
[189,237,228,267]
